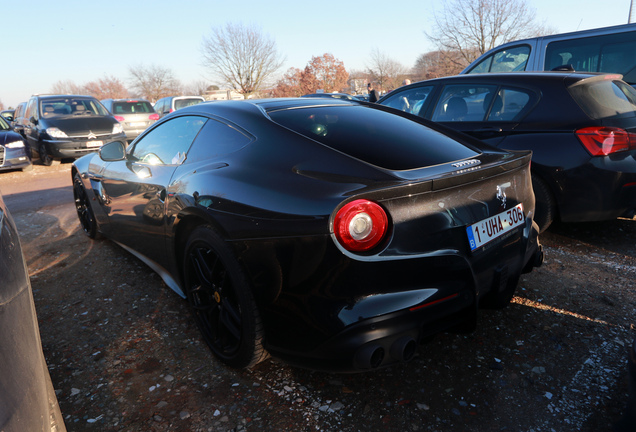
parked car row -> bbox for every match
[5,94,205,167]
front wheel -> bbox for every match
[39,143,53,166]
[183,225,267,369]
[73,172,100,239]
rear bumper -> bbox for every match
[555,155,636,222]
[258,216,541,371]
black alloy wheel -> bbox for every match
[73,172,100,239]
[39,142,53,166]
[183,225,267,369]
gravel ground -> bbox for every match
[1,164,635,431]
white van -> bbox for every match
[461,23,636,85]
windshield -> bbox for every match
[268,105,479,171]
[40,97,109,118]
[174,98,204,110]
[112,101,155,114]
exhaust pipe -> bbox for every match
[354,345,385,369]
[390,337,417,362]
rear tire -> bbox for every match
[183,225,267,369]
[532,176,556,233]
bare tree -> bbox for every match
[201,23,285,99]
[50,80,85,95]
[83,75,129,100]
[184,80,213,97]
[426,0,551,69]
[365,48,408,93]
[412,50,465,80]
[0,100,4,111]
[128,64,182,102]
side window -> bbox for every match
[186,118,253,163]
[545,32,636,76]
[380,86,434,116]
[130,115,207,165]
[468,45,531,73]
[486,88,532,121]
[431,85,498,122]
[489,46,531,72]
[26,99,37,120]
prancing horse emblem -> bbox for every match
[497,182,511,209]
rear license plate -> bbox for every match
[466,204,524,251]
[86,140,103,148]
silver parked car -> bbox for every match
[101,99,159,142]
[0,192,66,431]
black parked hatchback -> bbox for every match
[23,94,126,165]
[378,72,636,231]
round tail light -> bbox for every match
[333,200,388,252]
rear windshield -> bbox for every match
[40,97,109,118]
[268,105,479,171]
[568,78,636,120]
[174,98,204,110]
[112,101,155,114]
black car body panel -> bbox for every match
[0,194,66,430]
[72,99,542,371]
[378,72,636,228]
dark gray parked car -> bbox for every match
[22,94,126,165]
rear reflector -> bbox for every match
[576,126,636,156]
[334,200,388,252]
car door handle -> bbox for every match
[475,127,503,133]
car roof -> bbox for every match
[103,98,151,102]
[172,98,362,125]
[35,94,98,100]
[406,71,621,85]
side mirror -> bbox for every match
[99,141,127,161]
[29,116,38,125]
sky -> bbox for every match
[1,0,633,108]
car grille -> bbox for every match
[0,146,5,166]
